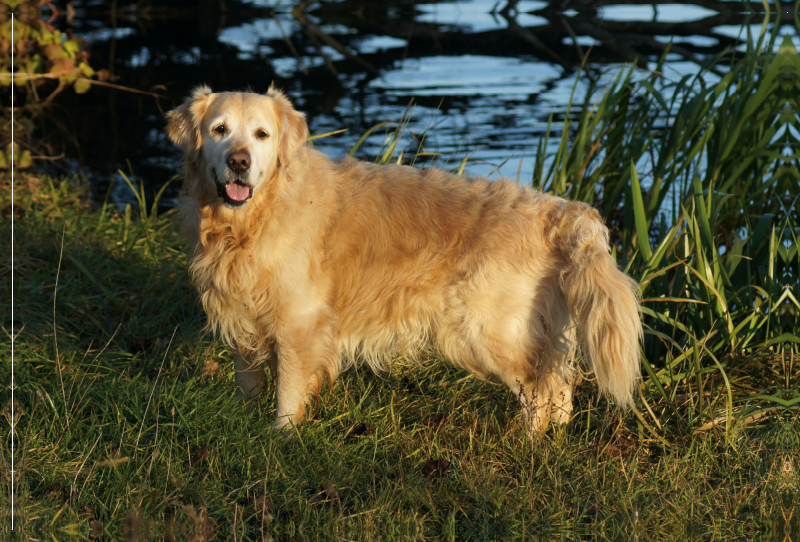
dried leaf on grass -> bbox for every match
[253,494,275,515]
[202,359,221,378]
[89,520,104,538]
[604,435,636,459]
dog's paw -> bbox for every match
[273,418,297,440]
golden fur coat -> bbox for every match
[167,86,642,436]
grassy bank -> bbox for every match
[3,30,800,542]
[1,175,796,540]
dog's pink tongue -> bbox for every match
[225,183,250,201]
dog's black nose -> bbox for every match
[227,152,251,173]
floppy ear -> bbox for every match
[268,85,309,168]
[166,85,214,158]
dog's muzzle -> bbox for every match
[214,169,253,207]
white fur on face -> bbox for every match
[200,93,281,205]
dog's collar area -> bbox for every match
[214,170,253,207]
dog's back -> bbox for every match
[323,156,554,367]
[318,154,641,424]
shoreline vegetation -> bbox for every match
[2,27,800,542]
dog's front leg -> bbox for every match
[273,319,338,433]
[234,351,267,410]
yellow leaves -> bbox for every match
[48,56,77,83]
[23,54,42,76]
[0,7,99,172]
[0,143,33,170]
[1,12,97,95]
[48,57,92,85]
[79,61,94,78]
[9,22,31,50]
[74,77,91,94]
[35,26,62,47]
[43,43,66,61]
[63,38,80,58]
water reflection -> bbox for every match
[42,0,794,208]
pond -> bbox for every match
[38,0,797,207]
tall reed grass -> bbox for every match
[539,34,800,440]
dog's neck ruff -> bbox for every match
[179,165,295,351]
[185,199,275,353]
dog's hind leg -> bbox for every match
[487,315,575,436]
[505,363,573,437]
[442,322,559,438]
[441,273,576,438]
[521,283,577,433]
[501,348,558,438]
[542,320,577,427]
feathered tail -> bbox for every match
[557,202,643,408]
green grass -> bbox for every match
[2,21,800,542]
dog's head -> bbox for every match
[166,85,308,208]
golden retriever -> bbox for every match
[166,85,642,437]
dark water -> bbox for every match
[40,0,797,207]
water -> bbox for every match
[43,0,796,208]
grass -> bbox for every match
[2,19,800,542]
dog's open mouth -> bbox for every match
[214,172,253,207]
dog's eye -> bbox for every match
[214,125,225,135]
[256,129,269,140]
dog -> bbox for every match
[166,85,642,438]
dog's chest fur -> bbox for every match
[182,179,331,350]
[186,208,284,347]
